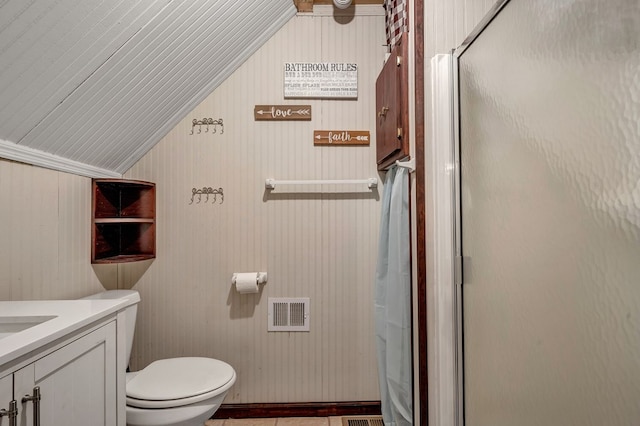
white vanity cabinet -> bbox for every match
[0,308,125,426]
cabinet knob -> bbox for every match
[378,106,390,118]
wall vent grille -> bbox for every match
[268,297,310,331]
[342,416,384,426]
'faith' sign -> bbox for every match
[314,130,370,146]
[284,62,358,99]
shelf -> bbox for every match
[91,254,156,264]
[93,180,155,220]
[94,218,155,224]
[92,179,156,264]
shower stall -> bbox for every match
[429,0,640,425]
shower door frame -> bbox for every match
[448,1,514,424]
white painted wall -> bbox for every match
[122,10,386,404]
[0,159,113,300]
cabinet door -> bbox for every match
[375,33,409,170]
[0,375,13,426]
[14,322,117,426]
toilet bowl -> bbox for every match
[125,357,236,426]
[82,290,235,426]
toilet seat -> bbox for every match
[126,357,236,409]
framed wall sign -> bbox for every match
[254,105,312,121]
[284,62,358,99]
[314,130,370,146]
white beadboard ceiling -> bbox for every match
[0,0,296,177]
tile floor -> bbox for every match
[206,417,343,426]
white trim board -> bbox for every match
[0,139,121,178]
[427,53,458,426]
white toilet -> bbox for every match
[83,290,236,426]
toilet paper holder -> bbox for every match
[231,272,268,286]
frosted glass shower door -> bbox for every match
[457,1,640,425]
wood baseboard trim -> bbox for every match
[212,401,382,419]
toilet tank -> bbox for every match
[81,290,140,364]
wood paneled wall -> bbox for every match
[123,11,386,404]
[0,159,113,300]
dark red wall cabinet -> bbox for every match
[375,33,410,170]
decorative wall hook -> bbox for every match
[190,118,224,135]
[190,187,224,204]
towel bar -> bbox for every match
[265,178,378,190]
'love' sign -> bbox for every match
[254,105,312,121]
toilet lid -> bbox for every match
[126,357,235,401]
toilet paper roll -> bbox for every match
[234,272,259,294]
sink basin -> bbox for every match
[0,315,57,340]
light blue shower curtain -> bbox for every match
[374,165,412,426]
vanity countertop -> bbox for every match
[0,299,128,367]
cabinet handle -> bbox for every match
[0,400,18,426]
[22,387,41,426]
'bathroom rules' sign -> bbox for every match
[284,62,358,99]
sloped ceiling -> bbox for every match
[0,0,296,177]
